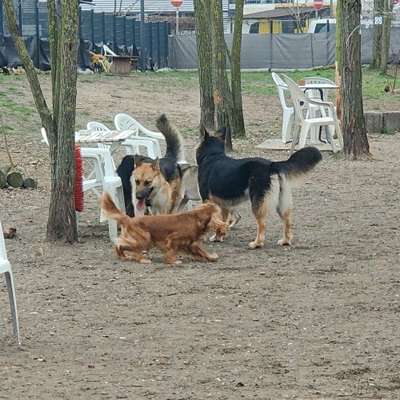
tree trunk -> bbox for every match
[336,0,370,159]
[371,0,384,69]
[380,0,392,73]
[230,0,245,138]
[193,0,215,135]
[211,0,233,151]
[47,0,79,242]
[4,0,79,242]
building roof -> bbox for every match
[243,6,330,20]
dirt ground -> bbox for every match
[1,72,400,400]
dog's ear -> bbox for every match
[152,158,161,172]
[200,126,211,141]
[215,127,227,142]
[134,155,146,168]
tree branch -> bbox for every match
[3,0,54,136]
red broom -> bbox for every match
[74,145,84,212]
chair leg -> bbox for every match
[5,272,20,345]
[290,123,301,155]
[282,111,294,143]
[298,124,310,149]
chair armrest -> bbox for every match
[307,98,334,108]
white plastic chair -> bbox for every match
[40,128,124,242]
[281,74,343,153]
[272,72,294,143]
[0,221,20,345]
[303,76,336,102]
[87,120,159,159]
[114,113,163,158]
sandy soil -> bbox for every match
[1,72,400,399]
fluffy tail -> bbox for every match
[271,147,322,178]
[156,114,185,161]
[101,192,130,226]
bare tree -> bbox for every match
[336,0,370,159]
[4,0,80,242]
[193,0,215,134]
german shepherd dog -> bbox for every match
[196,129,322,249]
[101,192,228,265]
[116,114,198,217]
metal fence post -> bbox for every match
[18,0,23,35]
[1,0,4,36]
[78,6,82,43]
[132,19,136,46]
[35,0,40,67]
[91,9,95,47]
[123,16,127,48]
[310,33,314,68]
[269,20,273,70]
[326,20,330,66]
[102,12,106,44]
[113,13,116,50]
[156,22,160,68]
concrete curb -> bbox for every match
[365,111,400,134]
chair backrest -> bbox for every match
[281,74,308,122]
[0,221,7,261]
[272,72,291,111]
[303,76,335,100]
[87,121,111,132]
[114,113,137,131]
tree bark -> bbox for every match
[46,0,79,242]
[380,0,392,73]
[193,0,215,135]
[371,0,384,69]
[336,0,370,159]
[211,0,233,151]
[230,0,245,138]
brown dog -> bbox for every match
[101,193,228,265]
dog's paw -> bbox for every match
[277,238,292,246]
[140,258,152,264]
[208,253,219,262]
[209,234,224,242]
[248,240,264,249]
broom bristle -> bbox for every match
[74,145,84,212]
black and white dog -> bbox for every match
[196,129,322,249]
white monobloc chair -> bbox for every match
[87,120,158,160]
[0,221,20,345]
[303,77,337,142]
[40,128,124,242]
[114,113,163,158]
[272,72,294,143]
[281,74,343,153]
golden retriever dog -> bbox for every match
[101,193,228,265]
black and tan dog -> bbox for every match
[196,129,322,249]
[117,114,198,217]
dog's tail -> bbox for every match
[156,113,185,162]
[271,147,322,180]
[101,192,131,226]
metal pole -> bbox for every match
[18,0,23,35]
[140,0,145,69]
[0,0,4,37]
[175,7,179,35]
[35,0,39,67]
[91,9,95,47]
